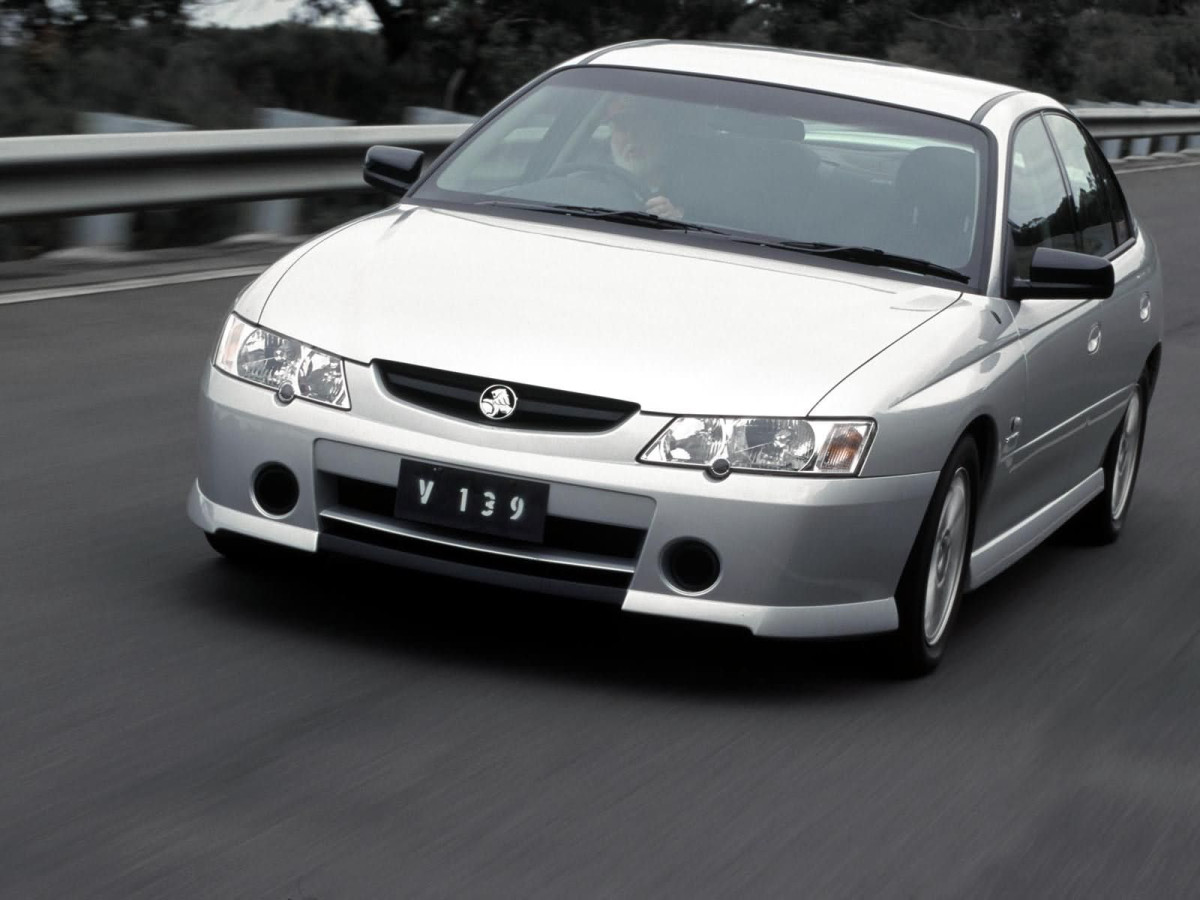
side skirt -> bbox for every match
[967,469,1104,591]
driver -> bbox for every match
[607,98,685,221]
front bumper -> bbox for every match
[190,362,939,638]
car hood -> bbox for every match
[258,205,961,415]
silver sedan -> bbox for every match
[189,42,1163,675]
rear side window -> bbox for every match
[1107,159,1133,246]
[1045,114,1132,249]
[1044,114,1119,257]
[1007,117,1077,281]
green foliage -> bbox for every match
[3,0,1198,139]
[1,0,1196,258]
[2,0,192,39]
[0,23,422,136]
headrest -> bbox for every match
[894,146,976,202]
[708,110,806,143]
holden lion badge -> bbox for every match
[479,384,517,421]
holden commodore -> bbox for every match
[189,41,1162,674]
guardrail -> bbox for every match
[1073,106,1200,157]
[1,107,1198,222]
[0,124,467,220]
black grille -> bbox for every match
[320,517,633,590]
[332,476,646,561]
[377,361,639,433]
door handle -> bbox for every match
[1087,323,1102,354]
[1003,416,1022,451]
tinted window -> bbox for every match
[418,66,991,282]
[1108,154,1133,246]
[1007,116,1076,281]
[1111,174,1132,246]
[1048,115,1132,247]
[1044,114,1117,257]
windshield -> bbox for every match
[414,66,991,284]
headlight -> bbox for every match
[639,417,874,476]
[213,314,350,409]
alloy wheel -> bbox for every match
[924,467,970,646]
[1111,391,1142,521]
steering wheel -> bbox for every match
[557,163,646,205]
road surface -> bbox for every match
[2,167,1199,898]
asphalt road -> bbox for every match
[3,167,1200,899]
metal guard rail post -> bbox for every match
[1073,106,1200,158]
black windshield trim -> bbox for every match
[730,239,972,284]
[408,198,985,293]
[474,200,737,235]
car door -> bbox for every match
[1043,113,1151,458]
[998,114,1109,527]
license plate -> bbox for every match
[394,459,549,543]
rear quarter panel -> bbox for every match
[1106,223,1164,391]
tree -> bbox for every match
[301,0,425,61]
[295,0,761,110]
[3,0,192,36]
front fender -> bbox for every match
[809,294,1026,478]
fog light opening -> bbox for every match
[252,463,299,517]
[662,539,721,594]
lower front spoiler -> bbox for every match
[623,590,897,638]
[188,480,899,639]
[188,478,317,552]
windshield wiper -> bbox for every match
[475,200,732,235]
[735,239,971,284]
[477,202,969,282]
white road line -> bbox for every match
[0,265,267,306]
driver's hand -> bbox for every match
[645,195,684,221]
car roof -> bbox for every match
[578,41,1034,123]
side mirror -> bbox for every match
[1010,246,1114,301]
[363,145,425,197]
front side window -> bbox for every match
[414,66,992,285]
[1007,116,1077,282]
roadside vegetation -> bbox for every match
[2,0,1199,138]
[1,0,1196,258]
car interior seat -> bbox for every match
[677,115,819,236]
[883,146,979,269]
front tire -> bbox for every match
[887,436,979,677]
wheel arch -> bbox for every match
[897,414,992,592]
[962,414,998,509]
[1144,342,1163,400]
